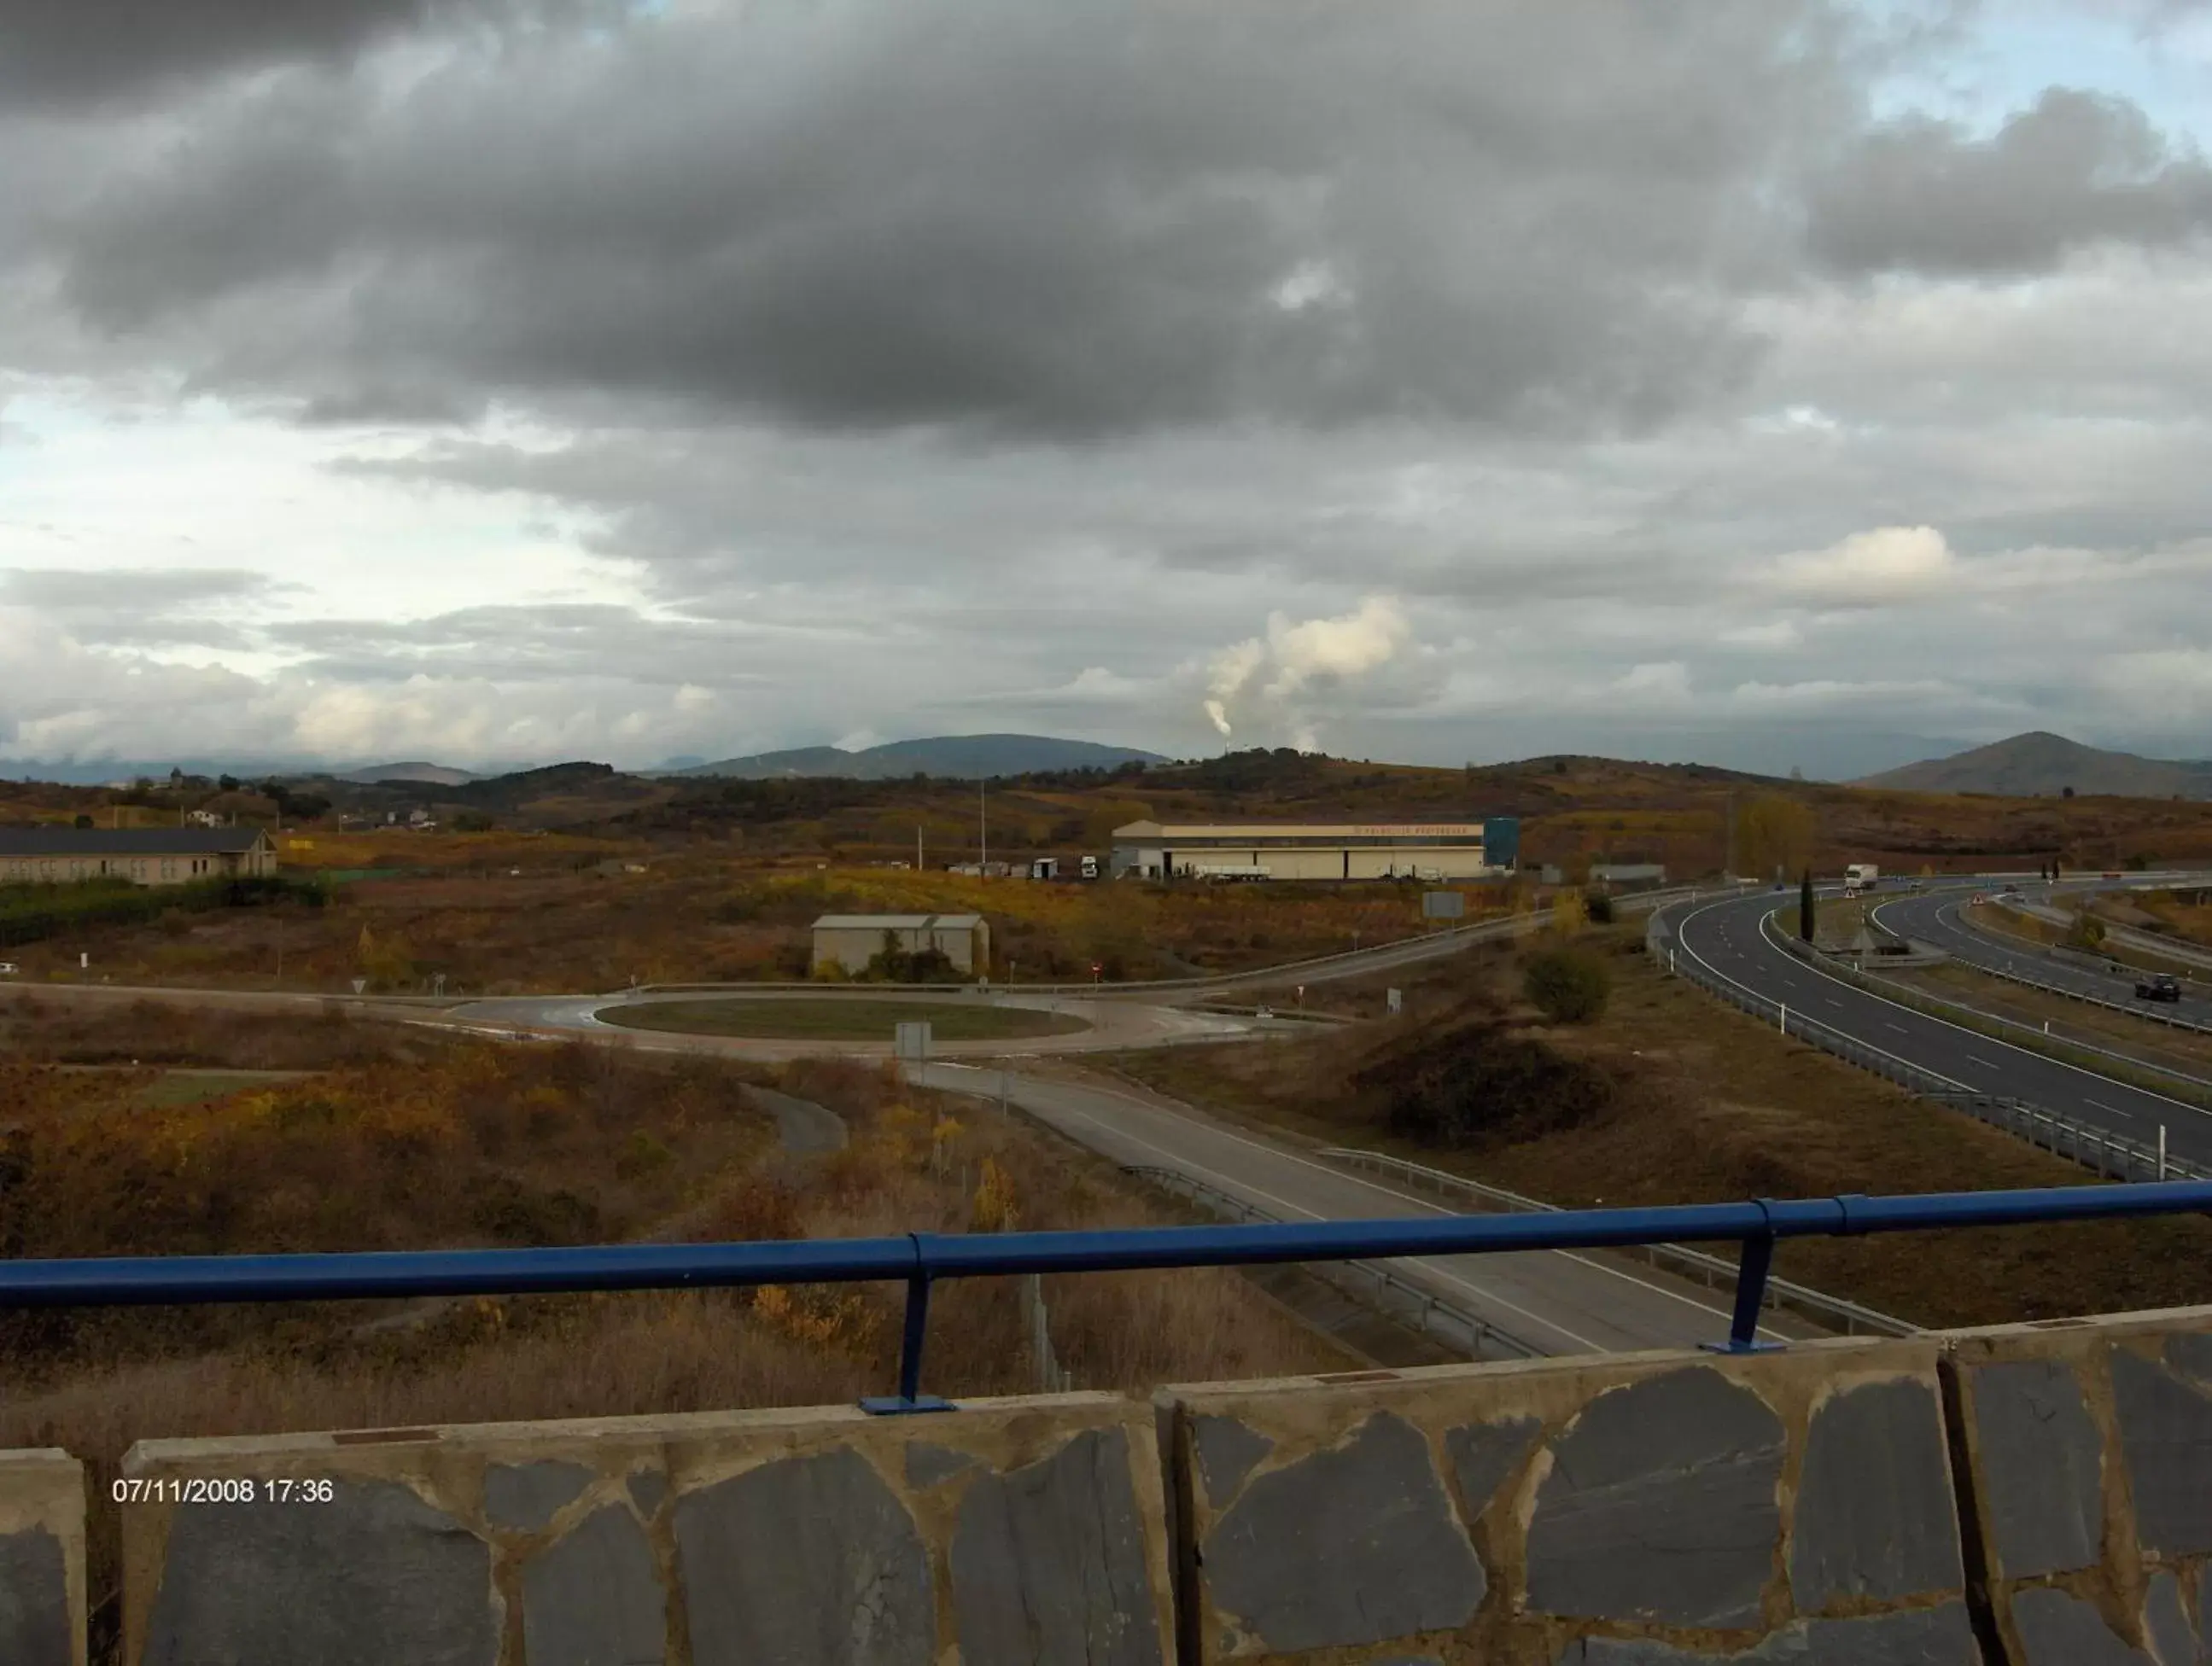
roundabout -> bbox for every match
[594,995,1092,1042]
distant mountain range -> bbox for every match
[337,761,481,786]
[672,733,1170,780]
[1858,731,2212,800]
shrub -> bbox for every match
[1357,1016,1614,1150]
[1521,947,1609,1023]
[1583,889,1614,924]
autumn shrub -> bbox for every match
[1522,947,1611,1023]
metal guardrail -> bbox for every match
[1941,901,2212,1037]
[9,1181,2212,1412]
[1789,920,2212,1096]
[1649,903,2212,1185]
[1121,1165,1542,1361]
[1316,1148,1911,1339]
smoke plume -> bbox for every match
[1199,596,1411,746]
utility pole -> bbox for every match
[979,778,988,876]
[916,824,923,872]
[1725,788,1736,879]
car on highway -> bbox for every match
[2135,973,2183,1003]
[0,961,16,976]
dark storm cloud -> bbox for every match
[0,0,602,108]
[1806,88,2212,277]
[1,565,271,610]
[50,0,1859,440]
[0,566,275,648]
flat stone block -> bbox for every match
[1168,1335,1964,1663]
[1789,1377,1961,1606]
[2010,1587,2151,1666]
[1962,1359,2102,1579]
[1946,1304,2212,1666]
[122,1392,1170,1666]
[0,1451,85,1666]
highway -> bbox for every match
[1872,888,2212,1027]
[911,1062,1805,1356]
[1671,887,2212,1170]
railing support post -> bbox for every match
[1703,1207,1783,1355]
[861,1246,954,1414]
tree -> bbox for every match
[1799,869,1816,943]
[2062,786,2075,800]
[1739,795,1818,881]
[1522,947,1609,1023]
[2064,912,2106,952]
[1583,888,1614,924]
[1551,889,1589,935]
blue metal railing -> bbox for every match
[4,1180,2209,1411]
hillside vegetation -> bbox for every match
[1860,731,2212,801]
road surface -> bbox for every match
[1672,887,2212,1169]
[913,1062,1806,1357]
[1872,889,2212,1027]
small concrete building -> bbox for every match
[811,913,989,976]
[0,826,278,888]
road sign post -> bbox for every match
[894,1022,932,1063]
[1386,987,1403,1016]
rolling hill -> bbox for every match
[1859,732,2212,800]
[675,733,1170,780]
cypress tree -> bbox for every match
[1799,869,1816,943]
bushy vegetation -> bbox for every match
[1521,946,1610,1023]
[1355,1009,1618,1151]
[0,873,323,949]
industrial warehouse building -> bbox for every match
[1109,818,1518,882]
[810,913,990,977]
[0,826,278,887]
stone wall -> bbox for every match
[1947,1306,2212,1666]
[0,1450,85,1666]
[1168,1341,1980,1664]
[0,1303,2198,1663]
[118,1392,1173,1666]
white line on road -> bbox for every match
[1966,1055,1999,1070]
[1023,1096,1612,1354]
[935,1067,1789,1349]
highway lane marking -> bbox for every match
[1966,1055,2000,1070]
[1730,906,2212,1123]
[1886,1022,1908,1034]
[936,1066,1789,1348]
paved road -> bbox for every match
[913,1062,1804,1357]
[1873,888,2212,1027]
[1672,888,2212,1169]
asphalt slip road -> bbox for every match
[910,1060,1805,1358]
[1672,887,2212,1170]
[1872,888,2212,1027]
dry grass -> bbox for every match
[1113,929,2212,1333]
[0,1037,1345,1636]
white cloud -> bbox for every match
[1771,525,1958,607]
[1613,661,1695,704]
[1720,620,1804,648]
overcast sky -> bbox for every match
[4,0,2212,779]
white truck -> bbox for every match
[1842,862,1880,896]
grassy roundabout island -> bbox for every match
[595,996,1093,1042]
